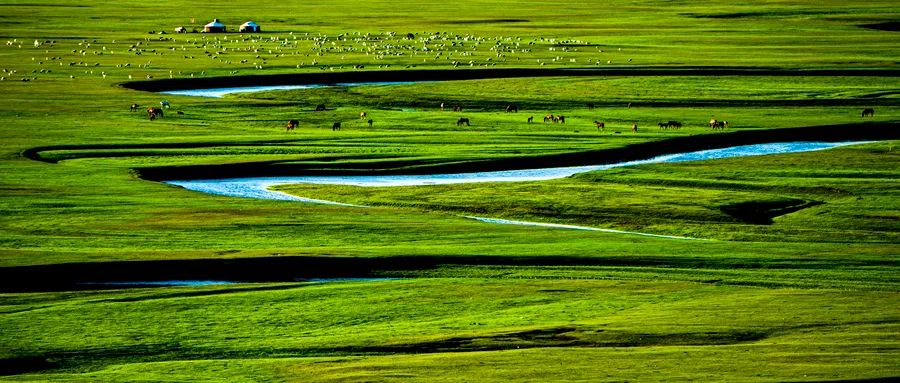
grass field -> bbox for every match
[1,0,898,381]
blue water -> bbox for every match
[166,141,871,203]
[161,81,425,98]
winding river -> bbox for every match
[165,141,871,240]
[149,77,881,239]
[161,82,423,98]
[166,141,869,203]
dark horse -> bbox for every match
[505,104,518,113]
[130,103,140,112]
[286,119,299,132]
[332,122,341,131]
[315,104,326,111]
[862,108,875,117]
[457,118,470,126]
[147,107,163,120]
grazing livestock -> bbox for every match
[594,121,605,131]
[632,123,638,133]
[527,116,533,123]
[709,119,718,129]
[147,107,163,120]
[359,111,367,119]
[453,104,462,112]
[440,102,445,111]
[862,108,875,117]
[457,118,470,126]
[332,122,341,131]
[586,102,594,110]
[557,115,565,124]
[711,120,727,130]
[315,104,326,111]
[367,119,373,127]
[286,119,298,132]
[505,104,518,113]
[176,111,184,115]
[160,100,170,109]
[543,114,554,123]
[130,103,139,112]
[659,120,682,129]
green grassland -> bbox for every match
[1,0,899,381]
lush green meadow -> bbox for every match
[1,0,899,381]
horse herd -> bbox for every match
[132,101,877,133]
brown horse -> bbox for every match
[505,104,518,113]
[147,107,163,120]
[286,119,299,132]
[457,118,470,126]
[527,116,534,124]
[557,115,565,124]
[543,114,554,123]
[862,108,875,117]
[453,104,462,112]
[594,121,605,131]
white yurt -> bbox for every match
[240,21,260,33]
[204,19,226,33]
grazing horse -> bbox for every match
[862,108,875,117]
[660,120,681,129]
[367,119,373,127]
[594,121,605,131]
[711,120,727,129]
[440,102,445,111]
[453,104,462,112]
[586,102,594,110]
[315,104,326,111]
[543,114,554,123]
[505,104,518,113]
[557,115,565,124]
[457,118,470,126]
[160,100,170,109]
[527,116,534,124]
[709,119,718,129]
[147,107,163,120]
[631,123,638,133]
[285,119,298,132]
[332,122,341,131]
[359,111,367,120]
[130,103,140,112]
